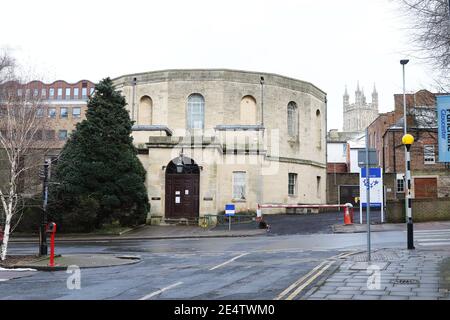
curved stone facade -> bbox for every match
[113,69,327,220]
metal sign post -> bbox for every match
[365,128,371,262]
[225,204,235,231]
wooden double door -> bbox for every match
[165,174,200,218]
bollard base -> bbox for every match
[407,219,415,250]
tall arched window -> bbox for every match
[287,101,298,137]
[187,94,205,130]
[138,95,152,125]
[240,95,257,125]
[316,109,322,148]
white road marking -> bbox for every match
[418,242,450,246]
[0,279,7,282]
[139,281,183,300]
[415,229,450,234]
[414,229,450,247]
[209,253,249,271]
[415,238,450,242]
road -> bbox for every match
[0,229,417,300]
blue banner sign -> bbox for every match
[360,167,383,208]
[438,95,450,163]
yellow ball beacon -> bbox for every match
[402,133,414,146]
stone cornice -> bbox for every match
[112,69,326,102]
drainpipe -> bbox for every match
[131,77,137,121]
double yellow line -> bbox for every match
[275,252,353,300]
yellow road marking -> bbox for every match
[274,260,328,300]
[275,251,352,300]
[286,261,334,300]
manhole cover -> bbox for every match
[391,279,420,285]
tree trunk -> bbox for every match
[0,215,11,261]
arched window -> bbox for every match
[187,94,205,130]
[240,95,257,125]
[316,109,322,148]
[287,101,298,137]
[138,95,152,125]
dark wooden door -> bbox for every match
[165,174,199,218]
[414,178,437,199]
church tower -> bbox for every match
[343,82,380,132]
[372,84,378,110]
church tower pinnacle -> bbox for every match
[343,85,349,109]
[372,83,378,110]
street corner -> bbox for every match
[9,254,142,271]
[332,224,365,234]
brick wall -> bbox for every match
[387,198,450,223]
[327,172,398,205]
[327,163,347,173]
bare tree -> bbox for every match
[0,49,15,84]
[0,52,53,261]
[400,0,450,83]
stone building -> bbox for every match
[113,69,327,222]
[343,83,379,132]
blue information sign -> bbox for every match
[437,95,450,162]
[225,204,235,216]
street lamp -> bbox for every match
[39,159,50,256]
[402,133,415,250]
[176,148,184,173]
[400,59,414,250]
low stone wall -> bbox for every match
[386,198,450,223]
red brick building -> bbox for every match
[368,90,450,199]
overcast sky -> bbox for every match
[1,0,438,130]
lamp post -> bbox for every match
[39,159,50,256]
[256,76,265,220]
[400,59,414,250]
[402,133,415,250]
[176,148,184,173]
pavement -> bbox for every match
[10,224,267,243]
[304,248,450,300]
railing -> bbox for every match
[200,214,256,228]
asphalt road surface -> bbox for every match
[212,210,382,235]
[0,229,408,300]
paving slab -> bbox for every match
[306,248,450,300]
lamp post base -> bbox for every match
[39,224,48,256]
[407,218,415,250]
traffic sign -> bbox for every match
[225,204,235,216]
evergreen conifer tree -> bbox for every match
[49,78,149,231]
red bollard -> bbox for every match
[343,204,353,225]
[46,222,57,267]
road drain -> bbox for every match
[116,255,141,260]
[391,279,419,285]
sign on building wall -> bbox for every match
[359,167,383,207]
[437,95,450,162]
